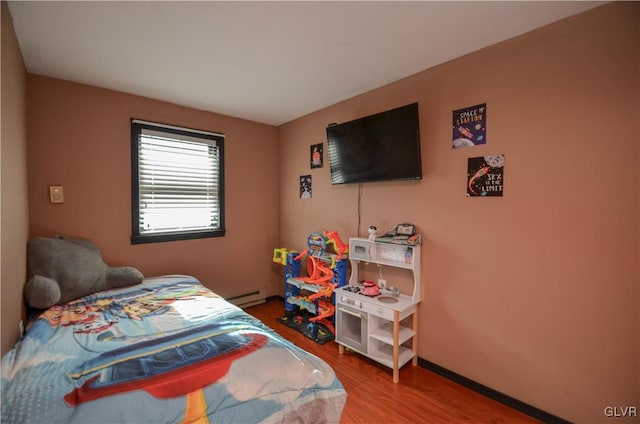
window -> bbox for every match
[131,120,225,244]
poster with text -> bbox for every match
[467,154,504,197]
[300,175,312,199]
[310,143,323,168]
[453,103,486,148]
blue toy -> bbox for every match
[273,232,348,343]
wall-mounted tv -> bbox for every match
[326,102,422,185]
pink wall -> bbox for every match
[26,76,281,300]
[278,3,639,423]
[1,1,29,355]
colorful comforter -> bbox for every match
[1,275,346,423]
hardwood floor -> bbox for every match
[244,299,541,424]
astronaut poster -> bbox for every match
[299,175,312,199]
[467,154,504,197]
[453,103,486,148]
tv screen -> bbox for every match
[326,103,422,185]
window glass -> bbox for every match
[131,120,225,244]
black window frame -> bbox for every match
[131,119,225,244]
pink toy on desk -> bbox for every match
[359,280,380,297]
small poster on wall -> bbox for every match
[467,154,504,197]
[300,175,312,199]
[310,143,323,168]
[453,103,487,148]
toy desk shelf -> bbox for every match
[370,321,416,345]
[348,238,421,302]
[336,237,421,383]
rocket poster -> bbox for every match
[453,103,486,148]
[467,154,504,197]
[310,143,323,169]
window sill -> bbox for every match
[131,229,225,244]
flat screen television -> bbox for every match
[326,102,422,185]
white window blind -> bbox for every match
[133,122,224,240]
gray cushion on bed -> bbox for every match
[25,235,143,309]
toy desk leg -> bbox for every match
[393,310,400,384]
[412,305,419,366]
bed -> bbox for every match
[1,275,346,423]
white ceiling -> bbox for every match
[8,1,604,126]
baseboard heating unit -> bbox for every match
[226,288,266,308]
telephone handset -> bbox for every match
[384,223,415,238]
[378,223,421,245]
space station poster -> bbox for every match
[467,154,504,197]
[453,103,487,148]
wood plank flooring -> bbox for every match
[244,299,541,424]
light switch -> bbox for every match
[49,186,64,203]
